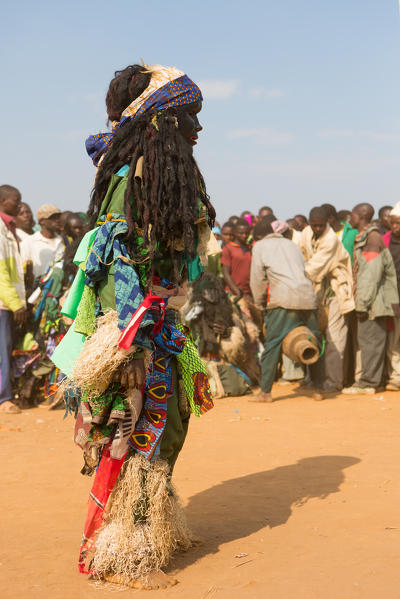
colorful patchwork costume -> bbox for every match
[51,63,214,585]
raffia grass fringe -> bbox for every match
[71,310,144,400]
[220,325,247,366]
[93,454,192,582]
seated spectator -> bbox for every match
[15,202,35,242]
[21,205,64,280]
[343,203,399,394]
[378,205,393,236]
[0,184,26,414]
[301,207,354,392]
[250,219,323,401]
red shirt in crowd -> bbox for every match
[221,241,252,295]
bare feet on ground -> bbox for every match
[248,391,273,403]
[103,570,178,590]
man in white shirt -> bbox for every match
[21,204,64,280]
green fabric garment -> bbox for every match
[207,253,222,277]
[175,323,209,417]
[341,222,358,264]
[61,227,99,320]
[97,264,117,312]
[87,383,127,444]
[50,320,86,379]
[98,172,133,219]
[354,229,399,318]
[74,284,97,336]
[44,266,65,323]
[159,360,189,473]
[16,332,37,351]
[97,168,203,287]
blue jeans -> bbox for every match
[0,310,14,404]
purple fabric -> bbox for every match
[0,310,13,404]
[243,214,253,227]
[382,230,391,248]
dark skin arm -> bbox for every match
[119,357,146,389]
[222,265,242,301]
[13,306,27,326]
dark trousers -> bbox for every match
[261,307,324,393]
[159,361,189,473]
[0,310,14,405]
[358,317,387,388]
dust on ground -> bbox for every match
[1,384,400,599]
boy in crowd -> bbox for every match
[15,202,35,242]
[0,185,26,414]
[221,218,252,302]
[221,217,262,337]
[343,203,399,394]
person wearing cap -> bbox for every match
[20,204,64,280]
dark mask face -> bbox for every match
[176,101,203,146]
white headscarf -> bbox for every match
[390,202,400,217]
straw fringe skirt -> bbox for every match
[93,453,192,582]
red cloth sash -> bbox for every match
[78,446,126,574]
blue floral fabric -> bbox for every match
[84,214,156,348]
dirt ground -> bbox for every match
[1,383,400,599]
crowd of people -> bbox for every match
[2,59,400,591]
[203,200,400,401]
[0,184,87,413]
[2,184,400,414]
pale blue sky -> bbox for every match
[1,0,399,223]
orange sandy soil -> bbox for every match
[1,383,400,599]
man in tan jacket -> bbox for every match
[300,206,354,392]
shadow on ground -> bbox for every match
[171,455,360,569]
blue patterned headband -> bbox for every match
[86,66,202,166]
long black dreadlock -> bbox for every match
[87,64,215,284]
